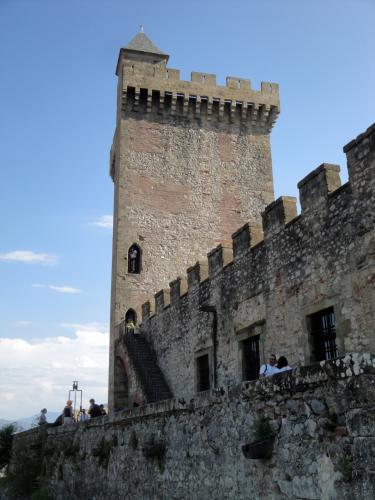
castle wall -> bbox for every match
[10,354,375,499]
[109,45,280,409]
[132,124,375,401]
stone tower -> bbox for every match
[108,31,280,409]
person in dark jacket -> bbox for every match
[88,398,102,418]
[63,400,74,425]
[276,356,292,372]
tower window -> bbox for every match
[128,244,141,274]
[309,307,337,361]
[196,354,210,392]
[241,335,260,381]
[125,308,136,324]
[125,309,137,334]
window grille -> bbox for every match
[309,307,337,361]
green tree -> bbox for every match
[0,424,16,471]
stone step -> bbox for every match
[122,333,173,402]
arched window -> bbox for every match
[125,308,137,325]
[128,244,141,274]
[125,308,137,335]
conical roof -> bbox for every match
[124,32,166,56]
[116,31,169,75]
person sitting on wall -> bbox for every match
[88,398,102,418]
[277,356,292,372]
[99,404,107,416]
[259,354,280,377]
[38,408,48,425]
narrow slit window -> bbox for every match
[196,354,210,392]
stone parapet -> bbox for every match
[14,353,375,435]
[232,222,263,258]
[262,196,297,238]
[207,243,233,277]
[11,353,375,500]
[120,60,279,131]
[298,163,341,212]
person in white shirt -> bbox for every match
[277,356,292,372]
[80,409,89,422]
[259,354,280,377]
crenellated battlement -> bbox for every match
[120,60,279,131]
[127,123,374,328]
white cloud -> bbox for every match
[0,327,109,421]
[32,284,82,294]
[60,322,108,333]
[49,285,81,294]
[12,321,32,327]
[91,215,113,229]
[0,250,58,265]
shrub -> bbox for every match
[142,435,167,473]
[252,414,274,442]
[0,424,16,471]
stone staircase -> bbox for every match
[123,333,173,403]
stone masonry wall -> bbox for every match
[109,41,280,409]
[130,124,375,402]
[10,353,375,499]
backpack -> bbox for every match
[90,404,102,418]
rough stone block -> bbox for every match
[262,196,297,238]
[155,289,170,312]
[232,223,263,258]
[169,277,188,304]
[187,261,209,289]
[226,77,251,90]
[298,163,341,212]
[208,244,233,276]
[191,71,216,86]
[347,409,375,437]
[141,301,153,322]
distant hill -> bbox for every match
[0,418,12,428]
[0,412,61,431]
[16,411,62,430]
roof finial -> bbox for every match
[140,24,144,33]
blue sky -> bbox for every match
[0,0,374,420]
